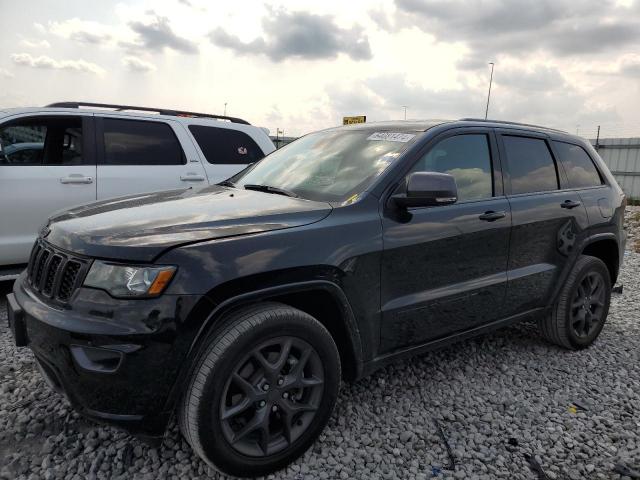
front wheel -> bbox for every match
[179,303,341,477]
[538,255,612,349]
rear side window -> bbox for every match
[102,118,184,165]
[553,141,603,188]
[0,117,84,166]
[503,136,559,194]
[189,125,264,165]
[411,134,493,201]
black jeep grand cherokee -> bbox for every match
[8,119,626,476]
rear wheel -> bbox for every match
[538,255,611,349]
[179,303,341,477]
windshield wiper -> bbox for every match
[218,180,236,187]
[243,184,299,198]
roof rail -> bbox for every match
[458,118,567,133]
[46,101,251,125]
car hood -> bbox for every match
[45,185,332,262]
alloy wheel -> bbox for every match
[219,336,325,457]
[570,271,606,339]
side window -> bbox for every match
[503,136,559,194]
[189,125,265,165]
[102,118,184,165]
[410,134,493,201]
[0,117,83,166]
[553,141,603,188]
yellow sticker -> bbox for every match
[343,194,359,205]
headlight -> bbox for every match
[84,261,176,298]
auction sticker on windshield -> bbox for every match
[367,132,416,142]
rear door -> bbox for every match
[498,130,589,316]
[0,114,96,266]
[380,128,512,352]
[96,116,208,199]
[551,140,610,225]
[187,124,266,184]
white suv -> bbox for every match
[0,102,275,278]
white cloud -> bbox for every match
[127,13,198,54]
[20,38,51,49]
[122,56,156,73]
[11,53,105,75]
[210,9,371,62]
[0,69,14,78]
[48,18,115,44]
[33,22,46,34]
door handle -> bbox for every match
[60,175,93,184]
[478,210,507,221]
[180,174,206,182]
[561,200,582,209]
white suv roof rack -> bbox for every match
[46,101,251,125]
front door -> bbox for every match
[0,115,96,266]
[380,129,511,353]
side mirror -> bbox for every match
[392,171,458,208]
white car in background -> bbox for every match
[0,102,275,279]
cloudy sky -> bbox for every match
[1,0,639,137]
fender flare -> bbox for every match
[579,231,621,279]
[164,280,365,412]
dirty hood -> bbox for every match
[45,185,332,262]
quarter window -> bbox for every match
[102,119,184,165]
[503,136,559,194]
[553,141,603,188]
[189,125,264,165]
[410,134,493,201]
[0,117,83,166]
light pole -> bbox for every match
[224,102,227,116]
[402,106,408,120]
[484,62,494,120]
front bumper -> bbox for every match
[9,272,206,436]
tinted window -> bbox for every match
[503,136,558,194]
[0,117,83,166]
[553,141,602,188]
[410,134,493,201]
[103,119,184,165]
[189,125,264,164]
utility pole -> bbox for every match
[484,62,495,120]
[595,125,600,150]
[224,102,227,116]
[402,106,407,120]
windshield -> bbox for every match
[231,129,420,202]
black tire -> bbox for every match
[179,302,341,477]
[538,255,611,350]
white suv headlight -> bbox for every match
[84,261,176,298]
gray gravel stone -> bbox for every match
[1,207,639,479]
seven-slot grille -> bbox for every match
[27,240,90,303]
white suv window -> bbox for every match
[102,118,185,165]
[188,125,264,164]
[0,117,84,166]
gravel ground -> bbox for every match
[1,215,640,480]
[626,205,640,252]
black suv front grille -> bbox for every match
[26,240,91,303]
